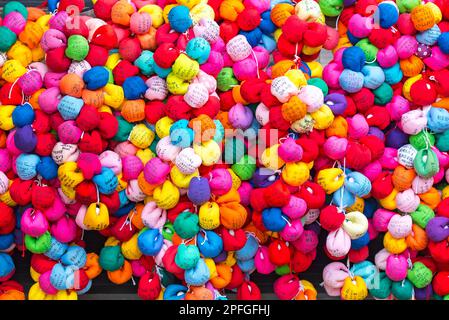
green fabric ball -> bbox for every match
[217,67,238,92]
[275,264,290,276]
[24,232,51,254]
[113,116,134,142]
[173,211,199,239]
[106,67,114,84]
[369,272,392,299]
[407,262,433,289]
[175,244,200,270]
[0,26,17,52]
[410,204,435,228]
[391,279,414,300]
[410,130,435,150]
[396,0,421,13]
[65,35,90,61]
[3,1,28,19]
[414,148,440,178]
[232,155,256,181]
[224,137,246,164]
[162,222,175,241]
[308,78,329,96]
[99,245,124,271]
[436,130,449,152]
[319,0,344,17]
[356,39,378,63]
[373,82,393,105]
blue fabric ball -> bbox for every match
[57,96,84,120]
[351,231,370,250]
[417,25,441,46]
[134,50,155,76]
[185,259,210,286]
[138,228,164,256]
[16,153,40,180]
[0,253,14,277]
[386,127,409,149]
[240,28,263,47]
[83,66,110,90]
[93,167,118,195]
[164,284,187,300]
[261,33,277,52]
[45,237,69,260]
[259,11,277,34]
[363,197,379,219]
[383,63,403,85]
[235,235,258,261]
[61,245,87,268]
[168,5,192,33]
[36,156,58,180]
[12,103,35,128]
[0,234,14,250]
[186,37,211,64]
[170,120,194,147]
[114,202,135,217]
[123,76,147,100]
[339,69,364,93]
[262,208,287,232]
[376,2,399,29]
[428,107,449,133]
[47,0,59,12]
[438,32,449,54]
[197,230,223,258]
[153,64,172,78]
[347,30,362,45]
[342,46,366,72]
[14,125,36,153]
[362,65,385,89]
[118,190,130,208]
[332,187,356,208]
[237,258,256,273]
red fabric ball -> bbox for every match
[112,60,139,86]
[93,0,117,21]
[282,15,307,44]
[430,69,449,96]
[162,245,185,275]
[46,47,71,72]
[31,185,55,210]
[269,106,291,130]
[240,79,265,103]
[303,22,327,47]
[0,82,22,105]
[226,265,245,290]
[340,7,355,26]
[90,24,118,50]
[30,254,57,274]
[63,17,89,38]
[100,191,120,214]
[437,198,449,218]
[237,8,261,31]
[345,141,372,171]
[365,106,391,130]
[268,239,291,266]
[397,13,417,35]
[220,21,240,43]
[218,91,236,110]
[319,205,345,231]
[118,37,142,62]
[292,249,314,273]
[76,181,98,205]
[260,83,280,107]
[145,101,166,124]
[167,201,195,222]
[263,180,291,207]
[277,34,301,57]
[85,44,109,67]
[73,269,90,292]
[308,129,326,146]
[429,239,449,263]
[50,112,65,132]
[9,179,33,206]
[410,80,438,106]
[351,88,375,113]
[251,210,267,232]
[221,228,247,251]
[110,215,136,242]
[237,281,261,300]
[359,135,385,160]
[250,188,269,212]
[35,133,57,157]
[98,112,119,139]
[165,95,192,121]
[79,130,104,154]
[433,271,449,296]
[0,202,15,235]
[355,0,378,16]
[274,274,300,300]
[296,137,319,163]
[33,110,52,134]
[368,28,396,49]
[58,0,85,12]
[192,96,220,118]
[296,181,325,209]
[348,246,369,263]
[153,43,180,69]
[76,105,100,132]
[156,23,179,45]
[342,96,357,117]
[371,172,394,199]
[138,272,161,300]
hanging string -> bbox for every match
[250,49,261,79]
